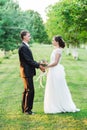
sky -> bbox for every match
[17,0,59,22]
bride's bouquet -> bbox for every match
[36,59,48,88]
[39,59,48,67]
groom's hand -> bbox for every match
[39,65,45,72]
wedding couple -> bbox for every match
[18,30,80,115]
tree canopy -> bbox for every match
[0,0,87,50]
[0,0,48,51]
[45,0,87,46]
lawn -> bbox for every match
[0,44,87,130]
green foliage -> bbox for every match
[0,0,21,51]
[22,10,48,43]
[45,0,87,46]
[0,58,3,63]
[0,0,48,51]
[0,0,8,6]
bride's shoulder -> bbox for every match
[55,48,62,54]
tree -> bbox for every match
[0,1,48,51]
[22,10,48,43]
[0,0,22,51]
[45,0,87,46]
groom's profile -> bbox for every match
[18,30,45,115]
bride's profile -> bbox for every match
[44,36,80,114]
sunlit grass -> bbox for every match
[0,44,87,130]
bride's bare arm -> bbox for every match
[47,53,61,68]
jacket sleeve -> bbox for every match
[21,46,40,68]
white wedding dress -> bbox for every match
[44,48,80,113]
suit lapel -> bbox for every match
[22,42,32,55]
[22,42,28,48]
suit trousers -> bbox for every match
[22,77,34,113]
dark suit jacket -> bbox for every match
[18,42,39,78]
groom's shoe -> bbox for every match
[25,111,35,115]
[29,111,35,115]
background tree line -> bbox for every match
[0,0,87,51]
[0,0,48,51]
[45,0,87,47]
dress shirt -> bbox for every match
[23,41,29,47]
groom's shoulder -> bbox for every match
[19,42,25,48]
[18,43,24,52]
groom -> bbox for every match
[18,30,45,115]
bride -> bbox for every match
[44,36,80,113]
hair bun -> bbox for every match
[54,36,65,48]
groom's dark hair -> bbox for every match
[20,30,29,40]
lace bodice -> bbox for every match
[50,48,62,64]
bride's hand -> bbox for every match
[45,65,49,69]
[39,65,45,72]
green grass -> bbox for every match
[0,44,87,130]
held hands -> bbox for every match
[39,60,49,72]
[39,65,45,72]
